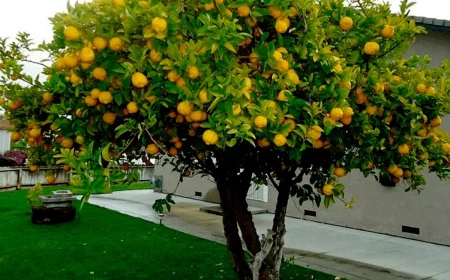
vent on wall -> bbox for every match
[402,225,420,235]
[304,210,317,217]
[194,191,202,197]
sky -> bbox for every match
[0,0,449,77]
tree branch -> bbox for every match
[293,167,308,184]
[378,41,404,60]
[251,229,274,280]
[145,129,167,155]
[21,59,49,69]
[268,173,280,191]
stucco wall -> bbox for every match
[155,158,220,203]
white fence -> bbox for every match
[0,166,155,191]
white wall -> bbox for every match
[0,130,11,153]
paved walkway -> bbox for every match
[85,190,450,280]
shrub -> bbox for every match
[3,150,27,166]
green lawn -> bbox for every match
[38,182,152,196]
[0,190,339,280]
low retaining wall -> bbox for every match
[0,166,155,191]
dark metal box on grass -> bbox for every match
[32,190,76,224]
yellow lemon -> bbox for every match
[283,119,296,133]
[99,91,113,104]
[277,90,288,102]
[54,57,65,70]
[70,73,83,85]
[273,51,283,61]
[203,130,219,145]
[269,6,282,19]
[273,134,287,147]
[441,143,450,154]
[167,70,180,82]
[287,69,300,85]
[339,17,353,31]
[63,53,79,68]
[276,59,289,72]
[127,101,139,113]
[341,117,352,125]
[254,116,268,128]
[64,26,81,41]
[109,37,124,51]
[85,95,98,107]
[146,144,159,155]
[275,17,290,33]
[152,17,167,33]
[176,77,185,88]
[430,117,442,127]
[398,144,410,155]
[199,89,209,103]
[177,101,193,116]
[330,108,344,121]
[11,132,21,142]
[42,92,53,104]
[373,83,384,93]
[334,167,346,178]
[232,104,241,116]
[380,25,394,39]
[150,49,162,62]
[366,104,378,116]
[249,52,259,64]
[113,0,125,7]
[187,66,200,79]
[61,137,74,148]
[237,5,251,17]
[258,138,271,148]
[103,112,116,125]
[131,72,148,88]
[323,184,334,196]
[93,37,108,51]
[416,83,426,93]
[93,67,107,81]
[425,87,436,95]
[91,88,101,99]
[307,128,321,140]
[204,3,215,11]
[364,42,380,55]
[80,47,95,63]
[340,81,352,91]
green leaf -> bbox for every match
[79,193,91,211]
[101,143,112,162]
[223,42,236,53]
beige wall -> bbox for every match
[156,158,220,203]
[154,28,450,246]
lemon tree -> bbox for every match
[1,0,450,279]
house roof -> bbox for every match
[413,16,450,31]
[0,119,13,130]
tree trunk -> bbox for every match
[217,179,252,280]
[257,179,292,280]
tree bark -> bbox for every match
[217,179,252,280]
[258,178,292,280]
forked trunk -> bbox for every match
[254,179,292,280]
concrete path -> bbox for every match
[84,190,450,280]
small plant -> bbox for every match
[27,183,43,207]
[152,175,163,193]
